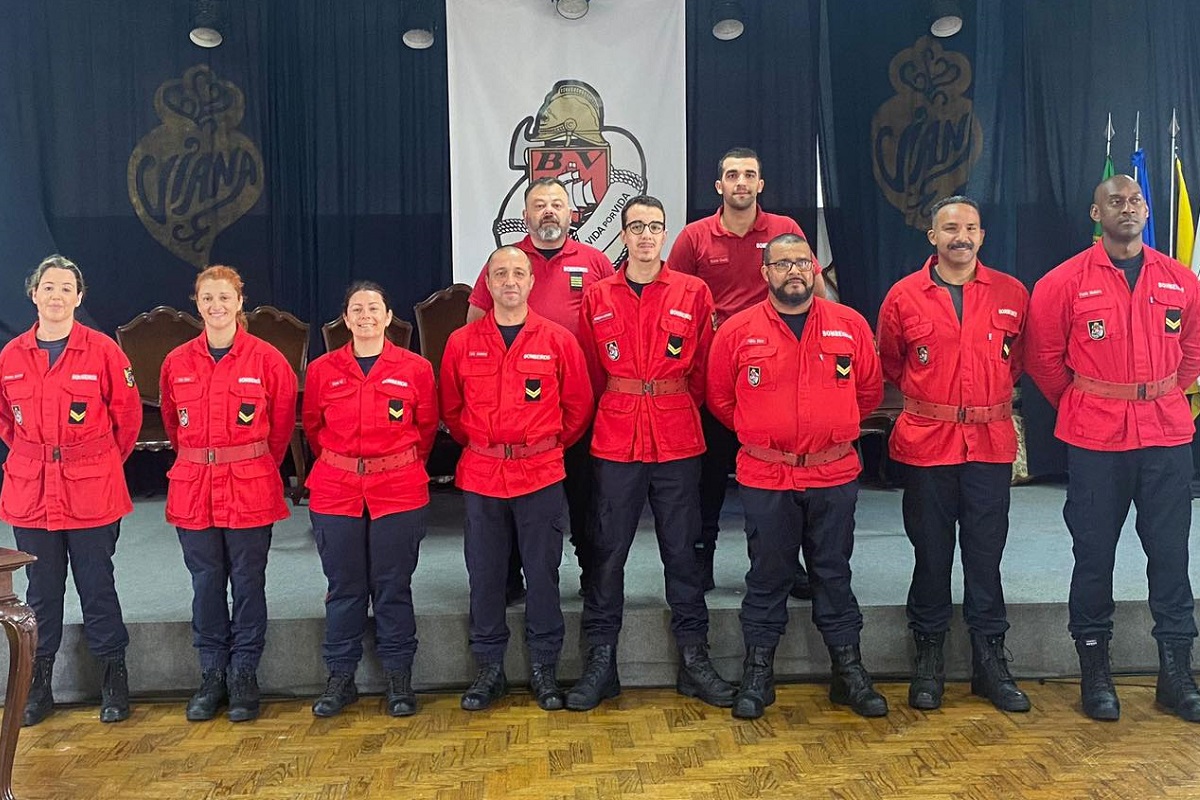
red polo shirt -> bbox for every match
[877,257,1028,466]
[670,206,817,326]
[468,235,614,343]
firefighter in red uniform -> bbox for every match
[303,281,438,718]
[567,195,735,711]
[671,147,817,596]
[0,255,141,727]
[1027,174,1200,723]
[441,246,594,712]
[877,196,1031,713]
[160,266,298,723]
[707,233,886,720]
[466,177,612,603]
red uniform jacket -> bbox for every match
[877,258,1029,466]
[439,310,594,498]
[1026,242,1200,451]
[303,341,438,518]
[468,236,614,343]
[707,297,882,490]
[160,329,298,529]
[580,262,715,463]
[0,323,142,530]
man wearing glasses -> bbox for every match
[1027,174,1200,722]
[877,195,1031,714]
[706,233,885,720]
[568,195,735,711]
[670,148,817,597]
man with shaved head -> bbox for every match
[441,246,594,713]
[1027,174,1200,722]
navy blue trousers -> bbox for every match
[1064,444,1196,643]
[311,507,427,673]
[177,525,272,672]
[465,483,565,665]
[739,482,863,648]
[583,457,708,647]
[14,522,128,660]
[902,462,1012,636]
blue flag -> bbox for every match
[1131,148,1157,248]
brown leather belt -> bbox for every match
[176,440,269,465]
[1073,373,1177,400]
[320,446,418,475]
[742,441,854,468]
[605,376,689,396]
[11,434,116,463]
[903,398,1012,423]
[468,436,559,460]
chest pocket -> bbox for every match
[737,345,777,391]
[377,380,416,427]
[818,335,855,388]
[660,316,694,362]
[991,310,1021,361]
[904,319,935,368]
[1151,288,1185,336]
[1072,295,1122,343]
[4,380,34,430]
[66,379,101,429]
[591,315,625,364]
[515,358,556,403]
[232,382,264,428]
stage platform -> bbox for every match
[2,482,1198,703]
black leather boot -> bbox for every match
[828,644,888,717]
[530,663,565,711]
[22,657,54,727]
[566,644,620,711]
[100,656,131,723]
[227,668,261,722]
[677,644,736,708]
[970,633,1031,712]
[385,670,417,717]
[461,663,508,711]
[1075,636,1120,720]
[908,631,946,710]
[185,668,228,721]
[732,645,776,719]
[1155,640,1200,722]
[312,671,359,717]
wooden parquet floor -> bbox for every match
[13,679,1200,800]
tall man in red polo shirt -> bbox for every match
[1027,174,1200,723]
[707,233,886,720]
[467,178,613,602]
[671,148,814,596]
[442,246,594,712]
[877,196,1031,713]
[568,195,735,711]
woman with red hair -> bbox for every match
[160,266,297,723]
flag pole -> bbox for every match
[1171,109,1180,256]
[1105,112,1114,161]
[1134,112,1142,181]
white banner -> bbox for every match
[447,0,687,283]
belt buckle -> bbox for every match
[956,407,967,423]
[504,444,514,459]
[356,458,366,475]
[51,446,61,462]
[643,381,654,395]
[206,448,216,464]
[1137,383,1148,400]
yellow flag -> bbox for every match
[1176,158,1195,266]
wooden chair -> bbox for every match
[859,381,905,486]
[413,283,471,377]
[115,306,203,451]
[245,305,311,504]
[321,317,413,354]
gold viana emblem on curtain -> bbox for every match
[870,36,983,231]
[127,65,264,268]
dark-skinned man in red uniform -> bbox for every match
[671,147,816,597]
[568,195,735,711]
[442,246,594,712]
[467,177,612,604]
[1027,174,1200,723]
[707,233,885,720]
[877,195,1031,713]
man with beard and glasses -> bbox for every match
[877,195,1031,714]
[671,147,818,597]
[467,178,613,604]
[706,233,885,720]
[1027,174,1200,723]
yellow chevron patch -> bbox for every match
[389,406,404,420]
[525,386,542,399]
[69,409,86,422]
[836,364,851,377]
[238,410,255,423]
[1166,316,1182,331]
[667,342,682,356]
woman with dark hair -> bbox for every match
[302,281,437,717]
[160,265,298,723]
[0,254,142,726]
